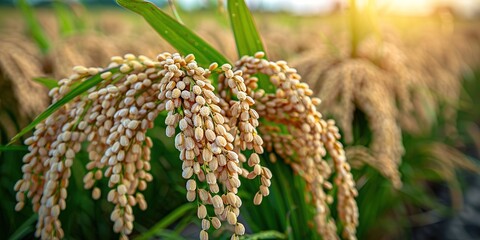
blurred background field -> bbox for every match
[1,0,480,239]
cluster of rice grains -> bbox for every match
[163,54,271,240]
[231,53,358,239]
[14,52,358,240]
[14,54,160,239]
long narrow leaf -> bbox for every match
[242,230,287,240]
[8,68,119,145]
[8,214,37,240]
[0,145,28,152]
[17,0,51,53]
[135,203,195,240]
[33,77,59,90]
[227,0,265,58]
[116,0,229,68]
[143,229,184,240]
[227,0,274,93]
[53,0,77,36]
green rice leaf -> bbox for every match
[116,0,230,68]
[33,77,59,90]
[241,230,287,240]
[8,68,119,145]
[7,214,37,240]
[0,145,28,152]
[53,0,77,36]
[227,0,274,93]
[140,229,184,240]
[17,0,51,53]
[135,203,195,240]
[227,0,265,58]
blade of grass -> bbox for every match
[16,0,50,54]
[262,158,287,230]
[172,213,194,234]
[134,203,196,240]
[144,229,184,240]
[241,230,287,240]
[7,214,37,240]
[273,161,305,239]
[0,145,28,152]
[33,77,59,90]
[227,0,264,58]
[227,0,274,93]
[52,0,77,36]
[116,0,229,68]
[8,67,119,145]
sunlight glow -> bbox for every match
[176,0,480,17]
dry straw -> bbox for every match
[48,31,174,79]
[49,34,120,78]
[292,24,480,188]
[0,35,49,141]
[307,58,403,188]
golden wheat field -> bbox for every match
[1,1,480,240]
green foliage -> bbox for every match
[7,214,37,240]
[16,0,51,54]
[241,230,286,240]
[52,0,86,36]
[116,0,230,68]
[227,0,274,93]
[0,145,27,151]
[0,146,31,239]
[135,203,195,240]
[227,0,265,58]
[33,77,59,90]
[458,69,480,137]
[53,0,76,36]
[241,158,321,240]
